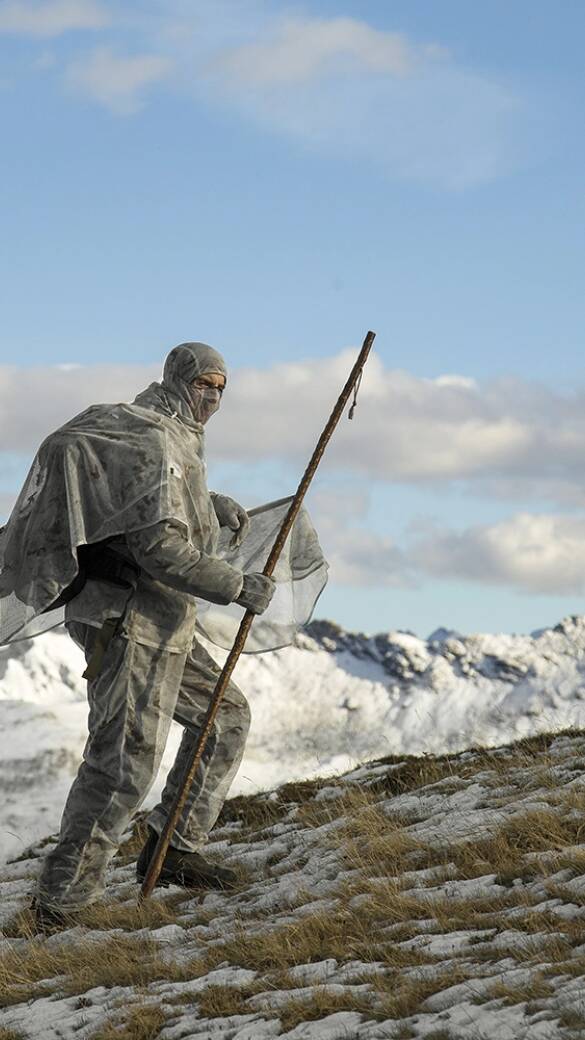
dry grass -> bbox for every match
[115,815,149,865]
[544,953,585,979]
[216,794,289,833]
[368,755,456,797]
[191,731,585,996]
[276,987,372,1031]
[202,912,361,971]
[215,777,342,837]
[5,729,585,1030]
[499,807,585,851]
[486,973,555,1006]
[373,967,474,1019]
[278,776,341,801]
[431,808,585,887]
[193,982,265,1019]
[339,802,425,875]
[394,1028,417,1040]
[546,787,585,820]
[330,771,585,891]
[429,889,537,934]
[90,1005,169,1040]
[475,933,573,966]
[340,871,569,953]
[267,761,585,968]
[0,1030,27,1040]
[0,934,190,1007]
[342,876,434,928]
[558,1007,585,1031]
[197,901,434,975]
[542,876,585,908]
[274,966,474,1031]
[368,730,571,796]
[80,899,180,932]
[295,784,386,830]
[496,905,585,946]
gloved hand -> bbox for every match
[236,573,276,615]
[212,494,250,548]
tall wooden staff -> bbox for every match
[140,330,376,900]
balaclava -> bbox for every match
[162,342,228,425]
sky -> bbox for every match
[1,0,585,638]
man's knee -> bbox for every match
[224,682,251,737]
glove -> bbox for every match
[236,573,276,615]
[212,494,250,548]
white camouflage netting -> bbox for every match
[196,497,328,652]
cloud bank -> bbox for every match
[2,356,585,596]
[414,513,585,595]
[212,16,423,87]
[2,353,585,499]
[7,2,528,186]
[3,353,582,594]
[201,11,520,187]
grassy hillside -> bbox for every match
[2,730,585,1038]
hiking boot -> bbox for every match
[136,828,238,891]
[30,897,79,934]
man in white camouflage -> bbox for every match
[30,343,275,927]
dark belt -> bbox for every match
[46,541,138,681]
[79,543,141,681]
[83,546,140,589]
[46,541,140,612]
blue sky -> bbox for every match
[1,1,585,637]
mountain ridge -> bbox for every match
[2,614,585,863]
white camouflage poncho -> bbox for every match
[0,344,328,652]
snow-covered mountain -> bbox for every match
[3,614,585,863]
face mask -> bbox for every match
[189,384,222,424]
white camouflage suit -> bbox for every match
[36,344,257,911]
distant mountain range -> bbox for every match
[2,615,585,863]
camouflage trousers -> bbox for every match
[37,623,250,910]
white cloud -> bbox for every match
[413,513,585,595]
[3,355,585,502]
[209,354,585,495]
[198,9,521,187]
[7,2,527,185]
[4,360,585,594]
[66,45,171,114]
[213,17,422,87]
[0,0,108,36]
[0,363,160,451]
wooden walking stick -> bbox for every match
[139,330,376,900]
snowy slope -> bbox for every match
[3,731,585,1038]
[2,615,585,862]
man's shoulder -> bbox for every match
[34,403,166,464]
[68,400,164,426]
[51,401,165,440]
